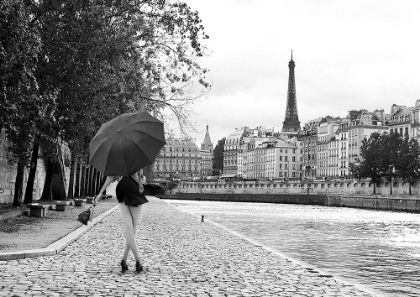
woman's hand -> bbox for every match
[94,193,102,206]
[94,176,117,206]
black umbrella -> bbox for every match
[89,112,165,176]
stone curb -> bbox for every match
[0,205,119,261]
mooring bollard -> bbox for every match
[201,215,204,222]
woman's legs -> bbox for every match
[119,204,142,262]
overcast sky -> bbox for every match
[172,0,420,147]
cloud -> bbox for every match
[182,0,420,146]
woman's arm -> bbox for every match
[94,176,117,204]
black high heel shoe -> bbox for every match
[120,259,128,273]
[135,260,143,273]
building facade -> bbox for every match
[347,111,389,167]
[316,117,342,178]
[200,125,214,177]
[223,127,248,175]
[154,137,201,180]
[301,117,322,179]
[300,109,390,180]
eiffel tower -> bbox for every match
[282,51,301,134]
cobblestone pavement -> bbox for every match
[0,197,375,296]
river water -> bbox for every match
[166,200,420,297]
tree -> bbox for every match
[32,0,210,199]
[350,132,420,196]
[0,0,56,206]
[380,132,402,195]
[212,138,225,175]
[350,132,383,194]
[1,0,210,204]
[395,135,420,195]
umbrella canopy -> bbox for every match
[89,112,165,176]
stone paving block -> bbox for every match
[0,197,378,296]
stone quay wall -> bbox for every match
[160,192,420,213]
[172,179,420,197]
[0,129,71,204]
[161,179,420,213]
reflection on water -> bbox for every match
[167,200,420,297]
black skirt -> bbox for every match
[115,176,148,206]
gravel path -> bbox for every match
[0,197,375,296]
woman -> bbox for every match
[95,169,147,273]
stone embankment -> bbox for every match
[161,192,420,213]
[175,179,420,197]
[0,197,376,296]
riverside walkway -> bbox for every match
[0,197,375,296]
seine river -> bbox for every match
[166,200,420,297]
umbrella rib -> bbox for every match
[125,136,154,164]
[126,128,166,146]
[126,123,164,140]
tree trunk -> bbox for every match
[101,176,107,195]
[40,157,54,201]
[74,155,80,198]
[409,177,412,195]
[87,166,92,196]
[86,165,91,196]
[92,169,98,195]
[80,160,86,197]
[97,172,102,194]
[12,158,25,207]
[84,159,89,196]
[373,183,376,195]
[93,170,98,195]
[90,168,95,195]
[91,167,96,195]
[67,152,76,199]
[24,139,39,204]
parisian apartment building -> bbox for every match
[153,126,214,180]
[219,100,420,181]
[223,126,303,180]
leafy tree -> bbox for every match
[350,132,383,194]
[212,138,225,175]
[351,132,420,195]
[379,132,402,195]
[0,0,57,205]
[31,0,210,199]
[1,0,210,204]
[395,135,420,195]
